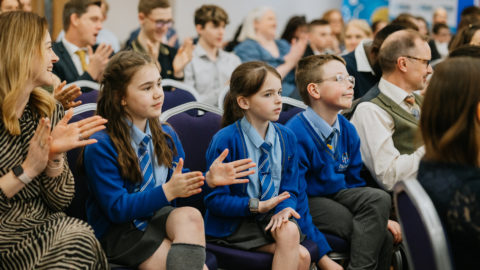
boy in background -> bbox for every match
[184,4,241,106]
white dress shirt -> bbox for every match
[350,78,425,190]
[183,44,241,106]
[62,37,89,76]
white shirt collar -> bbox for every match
[355,39,374,74]
[378,77,410,105]
[61,37,85,57]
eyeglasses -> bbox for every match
[317,74,355,87]
[403,55,431,67]
[146,16,173,28]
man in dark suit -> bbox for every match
[53,0,112,84]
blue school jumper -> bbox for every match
[204,120,299,238]
[84,124,187,239]
[285,113,366,259]
[286,113,365,197]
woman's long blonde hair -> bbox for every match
[0,11,56,135]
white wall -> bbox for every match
[103,0,342,45]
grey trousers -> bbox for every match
[308,187,393,270]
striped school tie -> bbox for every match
[133,135,156,231]
[259,142,275,201]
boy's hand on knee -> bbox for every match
[317,255,344,270]
[258,191,290,214]
[163,158,205,201]
[265,207,300,232]
[387,220,402,244]
[205,149,255,188]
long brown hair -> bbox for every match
[421,57,480,166]
[222,61,281,127]
[0,11,56,135]
[97,50,176,183]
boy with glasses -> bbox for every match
[126,0,193,80]
[183,5,241,106]
[286,54,398,270]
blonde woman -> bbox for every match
[0,11,108,269]
[344,19,373,53]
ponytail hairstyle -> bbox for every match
[222,61,281,127]
[97,50,176,184]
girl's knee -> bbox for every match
[171,207,204,231]
[274,221,300,244]
[299,245,311,265]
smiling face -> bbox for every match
[31,32,59,87]
[238,71,283,126]
[140,7,172,43]
[404,39,433,91]
[122,64,164,131]
[315,60,354,111]
[75,4,103,46]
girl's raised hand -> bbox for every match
[258,191,290,214]
[49,108,107,158]
[205,149,255,188]
[163,158,205,201]
[265,207,300,232]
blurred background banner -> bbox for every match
[388,0,475,30]
[341,0,389,23]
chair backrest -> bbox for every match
[277,97,307,125]
[65,103,98,221]
[161,102,223,212]
[161,102,223,172]
[163,88,197,112]
[66,80,101,93]
[161,78,201,100]
[393,179,453,270]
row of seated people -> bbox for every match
[1,4,479,270]
[66,19,480,270]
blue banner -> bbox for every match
[342,0,389,23]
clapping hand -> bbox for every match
[49,108,107,158]
[53,81,82,109]
[206,149,255,188]
[163,158,205,201]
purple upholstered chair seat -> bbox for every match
[206,239,319,270]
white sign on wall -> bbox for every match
[389,0,458,27]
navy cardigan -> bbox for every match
[204,120,299,238]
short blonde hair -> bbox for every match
[345,19,373,37]
[0,11,56,135]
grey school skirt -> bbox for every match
[207,213,305,251]
[100,206,174,267]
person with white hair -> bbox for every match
[234,6,306,99]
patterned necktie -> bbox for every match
[75,50,88,71]
[259,142,275,201]
[133,135,156,231]
[325,128,338,151]
[404,94,420,120]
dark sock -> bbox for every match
[166,243,205,270]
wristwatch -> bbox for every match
[249,198,259,214]
[12,165,33,185]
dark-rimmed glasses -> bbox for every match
[403,55,431,67]
[147,17,173,28]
